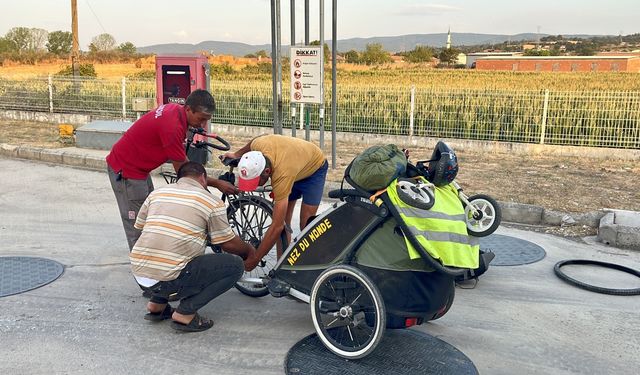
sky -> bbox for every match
[1,0,638,48]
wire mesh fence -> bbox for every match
[0,75,638,149]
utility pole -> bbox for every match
[71,0,79,78]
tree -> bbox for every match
[255,49,269,58]
[89,33,116,52]
[28,28,48,51]
[5,27,31,52]
[47,31,73,55]
[575,42,597,56]
[117,41,136,54]
[360,43,392,65]
[438,47,461,66]
[310,40,330,61]
[405,45,434,63]
[0,37,17,53]
[344,49,360,63]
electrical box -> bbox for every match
[155,55,211,163]
[155,55,210,107]
[132,97,155,112]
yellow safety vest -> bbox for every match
[386,178,479,269]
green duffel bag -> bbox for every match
[349,144,407,191]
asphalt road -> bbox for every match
[0,157,639,375]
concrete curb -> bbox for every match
[2,143,638,250]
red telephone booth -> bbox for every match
[155,55,211,107]
[155,55,211,163]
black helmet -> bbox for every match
[427,141,458,186]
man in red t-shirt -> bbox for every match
[106,89,237,251]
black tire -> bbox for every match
[310,265,386,359]
[227,196,287,297]
[554,259,640,296]
[465,194,501,237]
[428,282,455,321]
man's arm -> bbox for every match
[244,199,287,271]
[219,235,256,261]
[171,159,237,195]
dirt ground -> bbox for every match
[2,119,639,222]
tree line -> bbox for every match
[0,27,140,64]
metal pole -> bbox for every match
[290,0,296,137]
[48,75,53,113]
[304,0,310,141]
[331,0,337,169]
[276,0,283,135]
[319,0,325,149]
[409,85,415,138]
[270,0,280,133]
[121,77,127,120]
[305,0,310,44]
[540,89,549,144]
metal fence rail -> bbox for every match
[0,76,638,149]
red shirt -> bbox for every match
[106,104,187,179]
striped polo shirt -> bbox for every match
[130,177,235,281]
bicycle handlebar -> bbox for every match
[187,128,231,151]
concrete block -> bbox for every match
[0,143,19,158]
[500,202,543,225]
[75,121,132,150]
[542,209,564,226]
[83,156,107,171]
[16,146,42,161]
[574,211,607,227]
[598,210,640,251]
[39,149,65,164]
[61,153,86,168]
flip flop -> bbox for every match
[171,313,214,332]
[144,304,174,322]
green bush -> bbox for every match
[127,70,155,79]
[55,63,97,78]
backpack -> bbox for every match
[349,144,407,192]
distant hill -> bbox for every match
[138,33,601,56]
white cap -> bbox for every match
[237,151,266,191]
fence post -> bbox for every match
[121,77,127,120]
[48,75,53,113]
[409,85,415,138]
[540,89,549,144]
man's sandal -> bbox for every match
[170,313,214,332]
[144,304,174,322]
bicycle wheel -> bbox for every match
[465,194,502,237]
[310,265,386,359]
[227,195,286,297]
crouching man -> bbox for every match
[130,162,256,332]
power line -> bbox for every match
[84,0,109,35]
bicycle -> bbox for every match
[160,128,287,297]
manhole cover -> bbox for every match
[479,234,546,266]
[0,257,65,297]
[285,330,478,375]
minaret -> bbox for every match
[446,27,451,50]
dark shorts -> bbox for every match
[288,160,328,206]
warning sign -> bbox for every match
[290,46,323,104]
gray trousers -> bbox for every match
[107,166,154,251]
[147,253,244,315]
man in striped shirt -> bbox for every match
[130,162,256,332]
